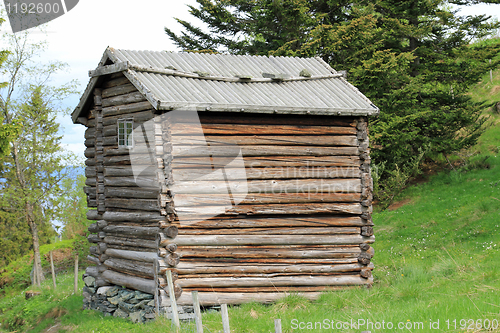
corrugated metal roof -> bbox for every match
[72,47,379,123]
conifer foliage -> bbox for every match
[166,0,500,174]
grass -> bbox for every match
[1,54,500,333]
[2,153,499,332]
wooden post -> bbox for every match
[166,270,180,330]
[274,319,282,333]
[50,251,56,289]
[74,254,78,294]
[490,59,493,83]
[32,261,37,286]
[192,291,203,333]
[221,303,230,333]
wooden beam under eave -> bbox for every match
[89,61,129,78]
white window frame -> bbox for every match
[117,119,133,148]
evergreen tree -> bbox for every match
[0,31,77,280]
[0,87,63,276]
[166,0,500,173]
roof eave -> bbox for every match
[158,101,379,117]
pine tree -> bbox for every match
[0,87,64,282]
[166,0,500,172]
[0,30,76,279]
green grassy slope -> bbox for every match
[1,68,500,333]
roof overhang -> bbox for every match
[72,47,379,125]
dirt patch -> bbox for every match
[490,85,500,95]
[42,307,67,321]
[44,248,73,264]
[37,308,68,333]
[42,322,74,333]
[387,197,413,211]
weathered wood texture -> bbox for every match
[83,74,375,303]
[163,113,374,296]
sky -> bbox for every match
[0,0,499,162]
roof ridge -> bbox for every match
[128,63,343,82]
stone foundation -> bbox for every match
[82,275,194,323]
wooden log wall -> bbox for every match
[159,112,375,304]
[85,73,164,296]
[83,72,375,306]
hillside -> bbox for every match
[0,74,499,333]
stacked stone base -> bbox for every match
[82,276,194,323]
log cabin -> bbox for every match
[72,47,379,310]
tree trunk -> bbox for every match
[27,204,44,284]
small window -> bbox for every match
[118,119,133,148]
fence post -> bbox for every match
[192,291,203,333]
[221,303,230,333]
[50,251,56,289]
[73,254,78,294]
[490,59,493,83]
[167,270,180,331]
[274,318,282,333]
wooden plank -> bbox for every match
[161,291,326,306]
[174,193,361,206]
[102,211,164,222]
[103,258,154,278]
[173,156,361,168]
[105,198,159,211]
[104,236,157,249]
[169,234,374,246]
[223,203,363,215]
[102,101,153,117]
[171,123,357,136]
[177,275,370,288]
[104,154,155,166]
[180,258,358,265]
[102,225,158,238]
[182,286,353,293]
[177,245,360,259]
[102,83,138,99]
[85,127,95,139]
[175,262,373,275]
[89,62,129,78]
[177,135,358,147]
[171,179,361,194]
[180,227,359,235]
[176,203,363,217]
[101,76,130,89]
[105,187,159,199]
[103,146,153,156]
[101,91,147,108]
[172,145,358,157]
[173,166,361,180]
[104,177,159,188]
[179,216,364,229]
[85,148,95,158]
[104,167,157,177]
[102,270,155,294]
[104,248,157,263]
